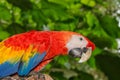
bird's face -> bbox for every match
[66,35,95,63]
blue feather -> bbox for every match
[18,52,46,76]
[0,62,20,77]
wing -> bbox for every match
[34,58,53,72]
[0,42,47,77]
[17,45,47,76]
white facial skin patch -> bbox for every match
[66,35,88,52]
[66,35,92,63]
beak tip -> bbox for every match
[78,47,92,63]
[78,60,83,63]
[78,58,87,63]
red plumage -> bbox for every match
[3,30,78,71]
[0,30,95,77]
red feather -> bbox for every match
[2,30,77,71]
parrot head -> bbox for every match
[65,34,95,63]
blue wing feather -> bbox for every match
[18,52,46,76]
[0,52,46,78]
[0,62,20,77]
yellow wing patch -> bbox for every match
[0,41,38,65]
[0,42,24,64]
[22,45,37,63]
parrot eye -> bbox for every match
[79,37,83,41]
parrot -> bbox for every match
[0,30,95,78]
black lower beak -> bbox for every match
[68,47,88,58]
[69,48,82,58]
[82,47,88,53]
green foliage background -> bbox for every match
[0,0,120,80]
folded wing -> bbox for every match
[0,42,46,77]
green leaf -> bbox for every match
[70,71,94,80]
[0,5,11,20]
[88,48,102,68]
[7,23,25,35]
[99,15,120,38]
[54,56,69,66]
[50,71,66,80]
[48,0,68,7]
[31,10,47,26]
[41,0,72,21]
[85,11,99,28]
[92,47,103,56]
[54,24,71,31]
[87,30,118,49]
[7,0,33,11]
[81,0,96,7]
[0,31,10,40]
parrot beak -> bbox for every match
[78,47,92,63]
[68,47,92,63]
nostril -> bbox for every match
[82,47,88,53]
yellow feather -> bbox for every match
[1,47,12,63]
[10,49,24,63]
[0,43,25,64]
[0,43,37,65]
[22,45,34,62]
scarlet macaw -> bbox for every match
[0,30,95,77]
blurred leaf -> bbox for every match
[54,24,70,31]
[0,31,10,40]
[31,10,47,26]
[70,71,94,80]
[88,56,96,68]
[92,47,103,56]
[99,15,120,38]
[54,56,69,67]
[48,0,68,7]
[81,0,96,7]
[50,71,66,80]
[7,0,33,11]
[95,51,120,80]
[87,34,111,49]
[85,11,99,28]
[41,0,72,21]
[63,69,78,79]
[0,5,11,20]
[45,65,52,71]
[50,68,78,79]
[88,48,102,68]
[87,31,117,49]
[7,23,25,35]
